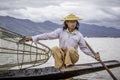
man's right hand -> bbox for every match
[24,36,32,41]
[19,36,32,43]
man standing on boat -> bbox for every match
[24,13,100,69]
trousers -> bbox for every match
[51,46,79,69]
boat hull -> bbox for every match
[0,60,120,80]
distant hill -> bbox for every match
[79,23,120,37]
[0,16,120,37]
[0,16,61,36]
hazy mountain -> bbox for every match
[79,23,120,37]
[0,16,120,37]
[0,16,61,36]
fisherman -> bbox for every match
[24,13,100,70]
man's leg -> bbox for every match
[51,46,65,69]
[65,47,79,65]
[64,47,79,80]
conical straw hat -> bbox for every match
[61,13,82,21]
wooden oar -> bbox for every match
[85,40,118,80]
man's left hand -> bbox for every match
[94,52,100,61]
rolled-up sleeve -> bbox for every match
[78,34,94,58]
[32,28,61,42]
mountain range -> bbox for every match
[0,16,120,37]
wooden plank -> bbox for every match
[61,65,90,71]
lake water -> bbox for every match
[0,38,120,80]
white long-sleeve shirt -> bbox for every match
[32,28,94,57]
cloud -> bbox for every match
[0,0,120,29]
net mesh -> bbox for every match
[0,28,51,70]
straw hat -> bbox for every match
[61,13,82,21]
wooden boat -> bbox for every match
[0,60,119,80]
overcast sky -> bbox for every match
[0,0,120,29]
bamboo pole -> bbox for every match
[85,40,118,80]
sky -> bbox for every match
[0,0,120,29]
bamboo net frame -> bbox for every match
[0,27,51,69]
